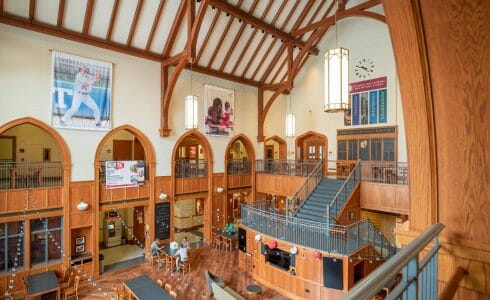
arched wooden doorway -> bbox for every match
[264,135,287,160]
[295,131,328,175]
[171,130,214,243]
[224,134,256,223]
[94,125,156,270]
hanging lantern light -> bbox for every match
[324,0,349,113]
[285,93,295,137]
[185,60,198,129]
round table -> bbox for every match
[246,284,262,299]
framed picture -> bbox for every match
[75,236,85,245]
[204,84,234,136]
[75,244,85,253]
[51,51,113,130]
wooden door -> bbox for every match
[113,140,132,160]
[304,142,324,160]
[133,138,145,160]
[133,206,145,243]
[265,146,274,159]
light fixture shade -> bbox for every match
[185,95,198,129]
[324,47,349,112]
[285,113,295,137]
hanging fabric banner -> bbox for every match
[369,90,378,124]
[378,89,387,123]
[352,94,360,125]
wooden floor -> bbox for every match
[78,244,284,299]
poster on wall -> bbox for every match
[51,51,112,130]
[346,76,387,126]
[105,161,145,189]
[204,84,234,136]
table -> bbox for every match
[27,270,60,300]
[214,229,238,250]
[246,284,262,299]
[160,244,179,270]
[124,275,173,300]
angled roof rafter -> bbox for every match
[145,0,166,51]
[162,0,187,57]
[127,0,144,46]
[57,0,65,27]
[82,0,94,35]
[29,0,35,22]
[106,0,120,40]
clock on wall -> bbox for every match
[355,58,375,79]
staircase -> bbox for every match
[294,178,345,222]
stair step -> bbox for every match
[299,207,326,216]
[295,213,327,223]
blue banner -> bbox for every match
[352,94,360,125]
[379,89,387,123]
[360,92,369,125]
[369,90,378,124]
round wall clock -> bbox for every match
[355,58,375,79]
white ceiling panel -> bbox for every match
[131,0,163,50]
[233,30,265,76]
[169,15,188,56]
[4,0,29,18]
[197,12,226,66]
[195,6,216,52]
[110,0,138,44]
[284,1,308,32]
[149,0,180,54]
[275,0,297,30]
[252,39,281,81]
[35,0,59,26]
[90,0,115,39]
[271,62,288,84]
[63,0,87,32]
[223,24,254,74]
[250,0,272,20]
[366,4,385,15]
[209,18,242,70]
[263,0,283,25]
[265,49,286,83]
[244,34,273,79]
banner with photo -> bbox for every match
[346,76,387,126]
[204,84,234,136]
[51,51,112,130]
[105,161,145,189]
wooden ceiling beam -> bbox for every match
[29,0,35,22]
[230,0,274,75]
[0,13,163,61]
[292,0,382,36]
[195,8,220,64]
[209,0,319,56]
[218,0,259,72]
[106,0,120,40]
[162,0,187,57]
[57,0,65,27]
[127,0,143,46]
[160,58,187,137]
[145,0,165,51]
[0,0,3,14]
[187,0,210,58]
[82,0,94,35]
[189,63,261,87]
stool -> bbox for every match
[247,284,262,299]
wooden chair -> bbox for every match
[63,275,79,299]
[60,271,74,289]
[156,279,163,287]
[169,290,177,299]
[223,238,232,252]
[164,283,172,293]
[157,252,167,270]
[112,284,129,300]
[165,255,175,271]
[213,234,223,250]
[57,264,69,282]
[148,250,158,265]
[179,260,190,276]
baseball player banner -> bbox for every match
[51,51,112,130]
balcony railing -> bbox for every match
[175,159,208,178]
[360,161,408,185]
[344,223,444,300]
[255,159,318,176]
[241,202,396,258]
[0,162,63,190]
[227,159,251,175]
[287,160,323,217]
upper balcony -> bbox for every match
[0,161,63,190]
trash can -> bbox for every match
[99,254,104,273]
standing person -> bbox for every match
[205,97,224,134]
[175,244,188,271]
[219,101,233,134]
[61,65,101,126]
[150,238,161,257]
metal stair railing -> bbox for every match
[286,160,323,220]
[326,159,361,224]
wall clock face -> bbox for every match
[355,58,375,79]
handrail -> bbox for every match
[343,223,445,300]
[326,159,361,223]
[287,160,323,218]
[255,159,318,176]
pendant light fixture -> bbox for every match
[285,91,296,137]
[324,0,349,112]
[185,58,198,129]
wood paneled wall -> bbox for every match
[335,183,361,225]
[99,182,150,203]
[0,188,62,213]
[360,182,409,215]
[255,174,306,196]
[226,174,252,189]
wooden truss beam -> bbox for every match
[106,0,120,40]
[82,0,94,35]
[145,0,165,51]
[127,0,143,46]
[162,0,187,57]
[57,0,65,27]
[29,0,35,21]
[209,0,319,55]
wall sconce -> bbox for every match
[314,250,322,260]
[254,234,261,242]
[159,192,167,200]
[290,246,298,254]
[216,186,224,193]
[77,199,88,211]
[145,224,150,239]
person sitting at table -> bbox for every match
[151,238,161,257]
[225,223,235,233]
[175,244,188,271]
[181,236,190,248]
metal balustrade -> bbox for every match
[175,159,208,178]
[360,161,409,185]
[344,223,444,300]
[255,159,318,176]
[241,202,396,258]
[286,160,323,217]
[0,162,63,190]
[227,159,251,175]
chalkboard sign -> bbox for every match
[155,202,170,240]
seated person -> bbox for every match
[175,244,189,271]
[225,223,235,233]
[181,236,190,248]
[150,238,161,257]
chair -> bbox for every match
[223,238,232,252]
[63,275,79,299]
[165,255,175,271]
[156,279,163,287]
[157,252,167,270]
[60,271,74,289]
[169,290,177,299]
[164,283,172,293]
[213,234,223,250]
[57,264,69,282]
[179,260,190,276]
[148,250,158,265]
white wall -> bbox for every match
[0,24,259,181]
[265,17,407,162]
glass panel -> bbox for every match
[348,140,358,160]
[48,217,62,230]
[7,221,22,235]
[371,139,382,161]
[0,239,5,272]
[0,224,4,237]
[30,232,46,265]
[337,141,347,160]
[309,146,315,159]
[30,219,45,232]
[47,230,62,262]
[359,139,370,161]
[319,146,323,159]
[7,237,23,270]
[383,138,395,161]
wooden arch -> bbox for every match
[0,117,71,165]
[171,129,214,164]
[224,133,256,162]
[264,135,287,160]
[295,131,328,175]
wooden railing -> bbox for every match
[0,162,63,190]
[255,159,318,177]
